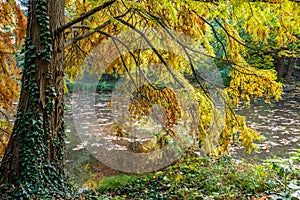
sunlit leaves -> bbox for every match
[226,66,282,105]
[0,1,26,109]
[62,0,297,155]
[129,84,181,135]
[48,0,300,156]
[64,0,208,80]
[0,1,26,156]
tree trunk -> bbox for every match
[274,56,295,83]
[285,57,295,84]
[275,56,285,79]
[0,0,69,198]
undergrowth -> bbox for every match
[76,152,300,200]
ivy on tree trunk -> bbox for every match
[0,0,69,198]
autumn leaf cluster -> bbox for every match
[0,1,26,157]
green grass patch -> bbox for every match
[97,174,139,192]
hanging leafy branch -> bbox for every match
[62,0,279,153]
[61,0,294,154]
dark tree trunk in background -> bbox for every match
[285,57,296,83]
[275,56,295,83]
[0,0,69,198]
[275,56,285,79]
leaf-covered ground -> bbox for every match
[233,89,300,160]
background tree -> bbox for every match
[0,1,26,157]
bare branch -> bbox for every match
[69,25,90,30]
[96,30,156,90]
[65,20,111,48]
[56,0,116,33]
[0,126,11,136]
[0,109,10,121]
[111,36,139,89]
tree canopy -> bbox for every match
[62,0,300,153]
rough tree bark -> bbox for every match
[0,0,68,198]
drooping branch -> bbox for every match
[114,18,185,88]
[139,7,277,91]
[64,10,132,48]
[138,10,216,99]
[136,10,245,128]
[65,20,111,48]
[96,30,158,91]
[56,0,116,33]
[191,10,264,77]
[97,30,139,89]
[213,18,257,51]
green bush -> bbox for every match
[77,153,300,199]
[89,156,280,199]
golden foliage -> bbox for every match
[226,67,282,105]
[129,84,181,136]
[64,0,208,79]
[218,105,261,154]
[0,1,26,157]
[62,0,300,154]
